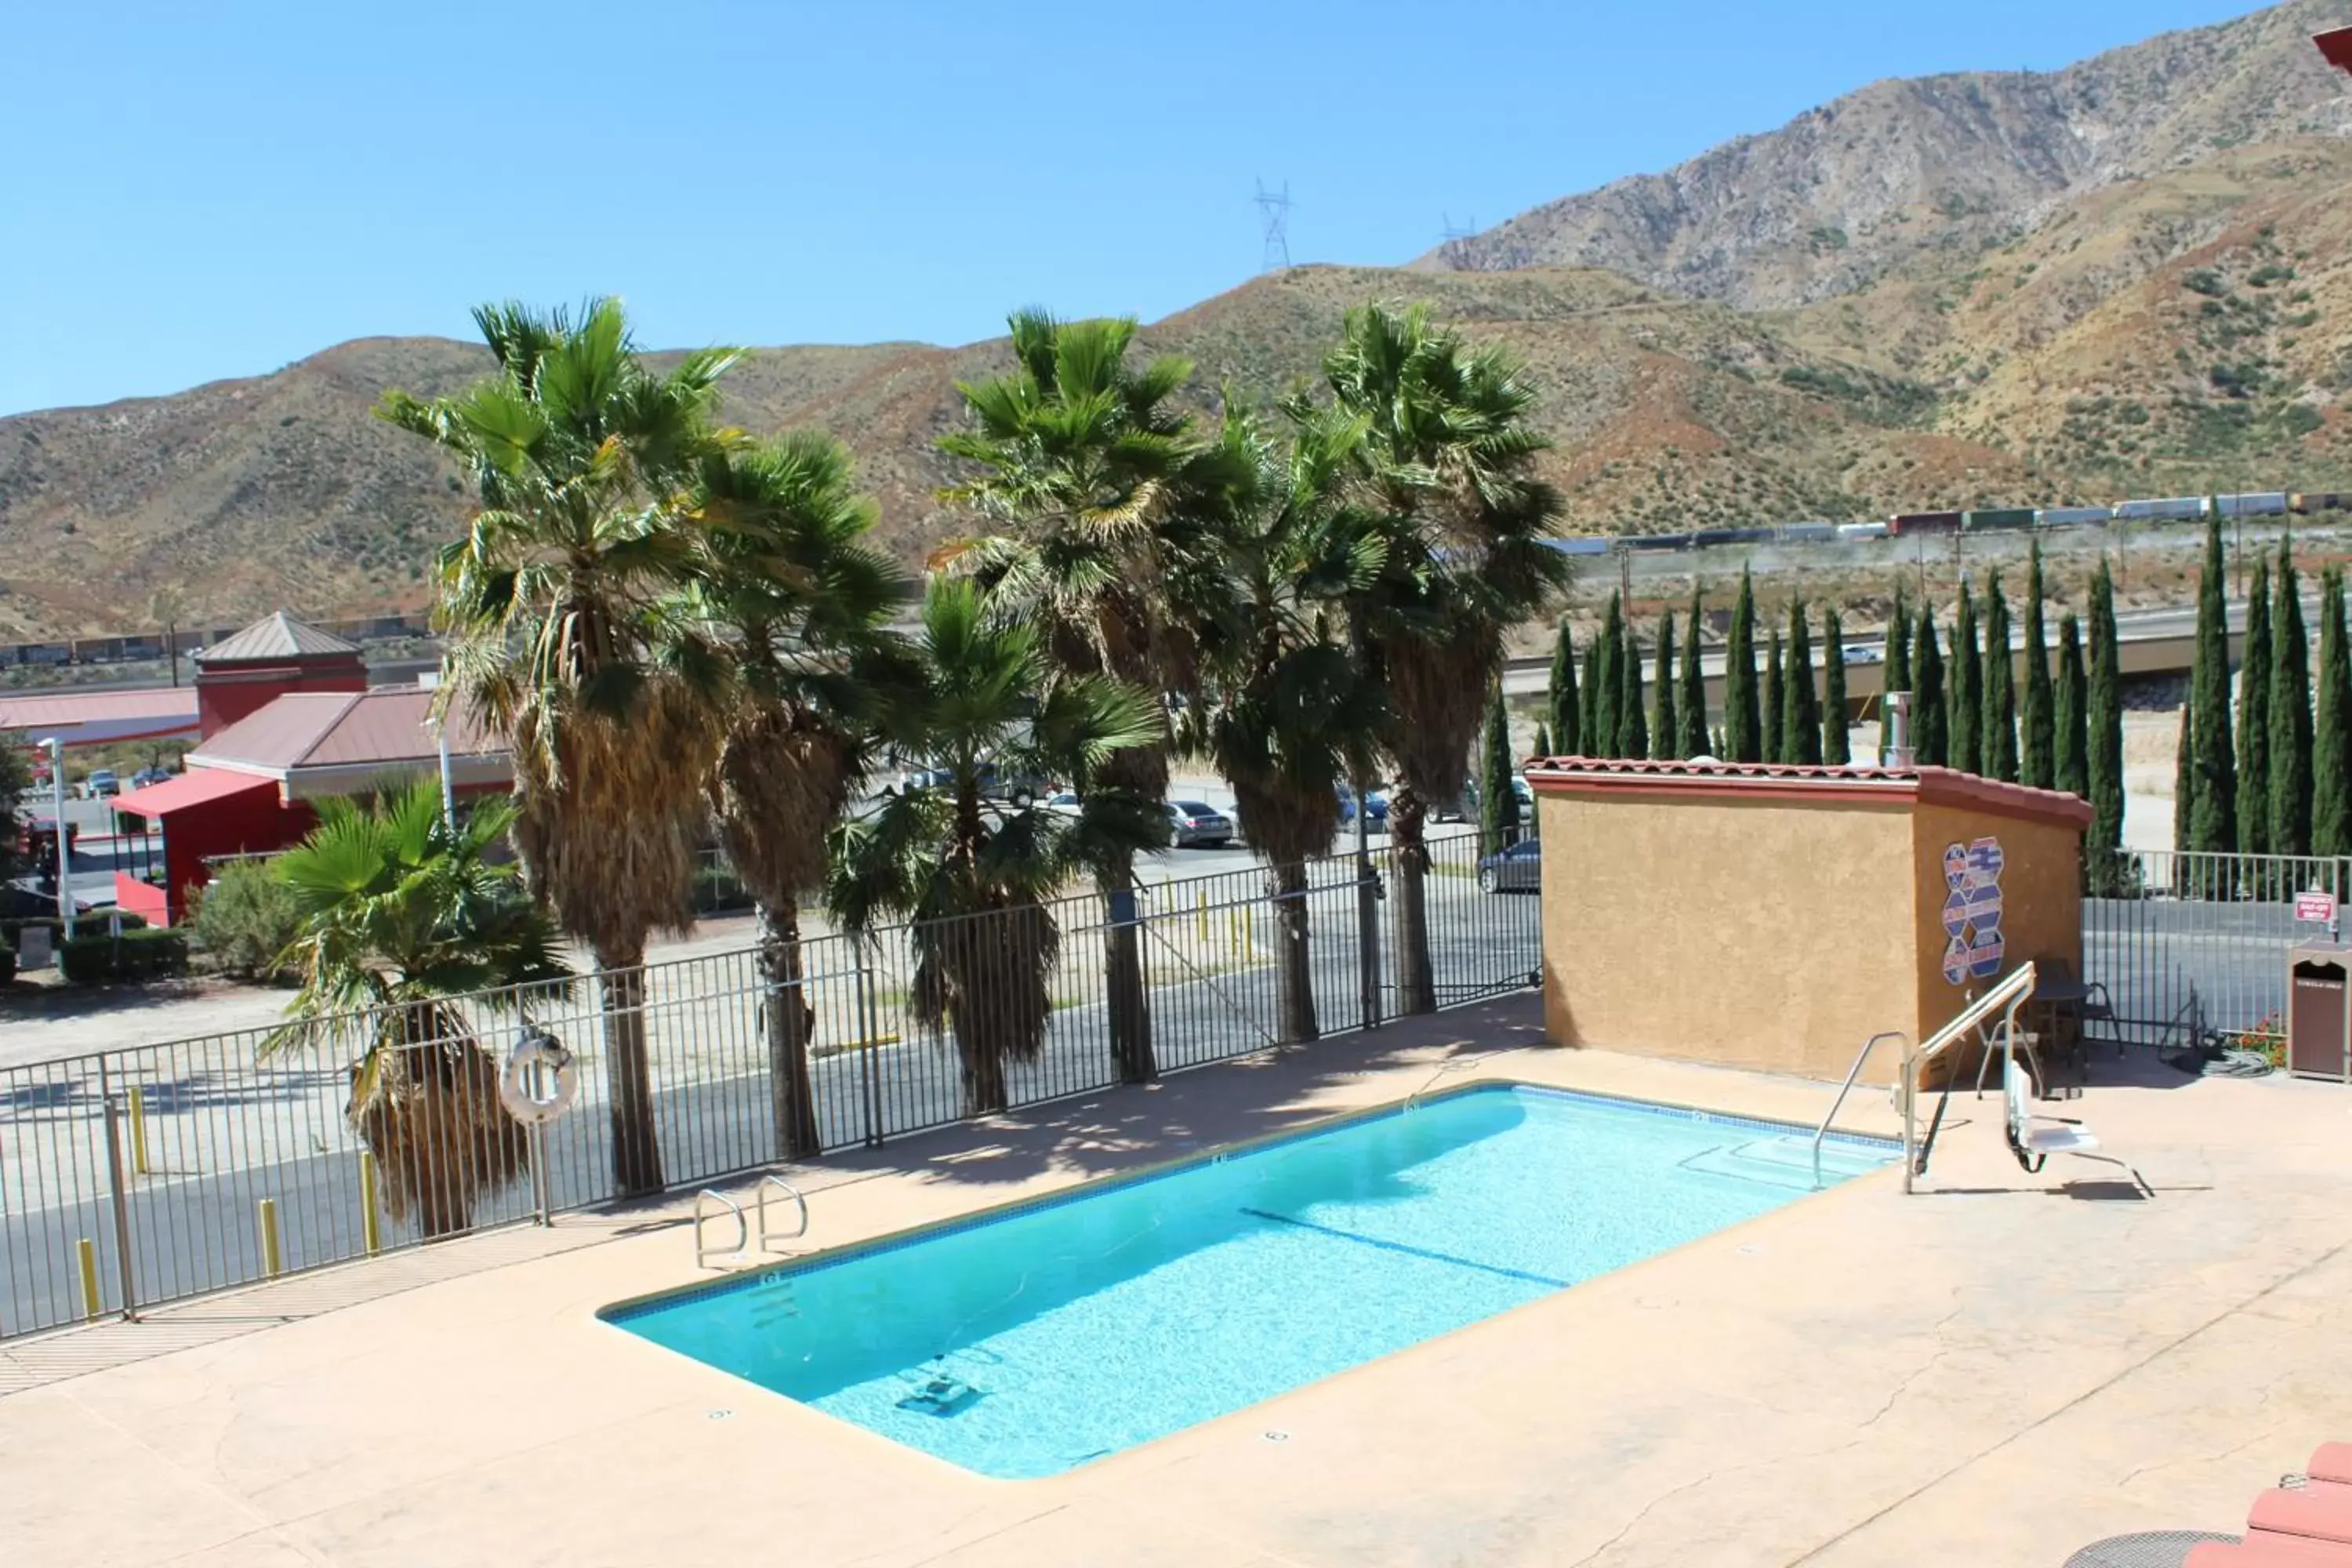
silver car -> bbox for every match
[1476,837,1541,893]
[1167,800,1234,848]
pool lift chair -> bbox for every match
[2002,1050,2102,1174]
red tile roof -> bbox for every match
[0,687,200,729]
[1523,756,2095,829]
[191,688,499,775]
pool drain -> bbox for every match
[1263,1430,1290,1443]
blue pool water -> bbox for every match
[603,1084,1893,1479]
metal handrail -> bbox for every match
[1813,1031,1909,1189]
[693,1189,747,1270]
[757,1177,808,1253]
[1900,961,2039,1192]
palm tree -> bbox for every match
[687,435,910,1159]
[1316,302,1566,1014]
[267,782,570,1239]
[1184,407,1388,1044]
[936,311,1211,1085]
[379,298,742,1196]
[826,578,1160,1115]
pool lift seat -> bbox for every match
[2003,1051,2101,1174]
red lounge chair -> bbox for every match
[2188,1539,2352,1565]
[2250,1486,2352,1546]
[2311,1447,2352,1487]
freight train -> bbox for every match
[1537,489,2348,558]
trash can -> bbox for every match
[2288,943,2352,1083]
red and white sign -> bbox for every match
[2296,891,2337,924]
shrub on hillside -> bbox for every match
[188,860,303,982]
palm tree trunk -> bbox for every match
[1388,787,1436,1015]
[758,902,820,1160]
[597,949,664,1196]
[1272,858,1319,1043]
[1102,856,1155,1084]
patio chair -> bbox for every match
[2004,1051,2101,1174]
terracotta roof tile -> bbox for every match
[1523,755,2095,829]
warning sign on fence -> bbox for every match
[2296,891,2337,925]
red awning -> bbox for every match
[2318,27,2352,73]
[112,768,278,818]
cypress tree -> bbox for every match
[1532,721,1553,759]
[2087,558,2126,892]
[2270,539,2313,858]
[2174,699,2196,855]
[2187,516,2238,855]
[2056,613,2089,800]
[1764,628,1788,764]
[2314,567,2352,857]
[1479,679,1519,855]
[1914,611,1948,766]
[2022,541,2056,789]
[2237,553,2272,856]
[1886,583,1911,697]
[1983,568,2019,783]
[1823,605,1849,765]
[1618,612,1648,760]
[1786,597,1822,765]
[1651,609,1678,760]
[1726,567,1762,763]
[1547,615,1578,757]
[1592,593,1624,759]
[1711,725,1727,758]
[1952,582,1981,775]
[1577,628,1602,757]
[1678,588,1708,758]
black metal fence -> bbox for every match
[0,829,1538,1340]
[2083,849,2350,1046]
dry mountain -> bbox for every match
[9,0,2352,640]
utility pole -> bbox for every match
[38,736,72,938]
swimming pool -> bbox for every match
[602,1083,1894,1479]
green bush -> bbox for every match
[59,927,189,986]
[3,912,145,952]
[187,860,303,981]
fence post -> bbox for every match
[1356,822,1381,1033]
[100,1094,139,1320]
[855,943,883,1149]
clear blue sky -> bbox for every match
[0,0,2272,415]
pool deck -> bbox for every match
[8,995,2352,1566]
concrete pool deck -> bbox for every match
[6,994,2352,1566]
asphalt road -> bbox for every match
[1,860,1538,1337]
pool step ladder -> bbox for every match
[693,1176,810,1270]
[1682,1135,1890,1191]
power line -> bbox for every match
[1255,179,1292,272]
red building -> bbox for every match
[111,649,506,924]
[191,612,368,735]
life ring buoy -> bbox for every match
[499,1029,578,1125]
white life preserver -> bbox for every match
[499,1029,578,1125]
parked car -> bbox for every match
[1042,791,1084,817]
[1335,785,1389,827]
[977,765,1054,810]
[19,817,78,861]
[1477,837,1541,893]
[82,769,120,799]
[1455,776,1534,820]
[130,766,175,788]
[1841,644,1883,665]
[1166,800,1234,848]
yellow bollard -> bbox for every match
[358,1152,382,1257]
[1196,890,1209,945]
[1244,904,1255,950]
[127,1084,151,1177]
[257,1199,282,1279]
[77,1238,102,1321]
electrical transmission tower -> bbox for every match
[1255,179,1292,271]
[1439,213,1479,271]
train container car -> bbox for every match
[2114,496,2207,521]
[1722,525,1777,546]
[2291,492,2347,514]
[2212,492,2289,519]
[2036,506,2114,528]
[1690,528,1743,548]
[1889,510,1963,536]
[22,643,71,666]
[1780,521,1837,543]
[1962,507,2036,533]
[1623,532,1689,552]
[1544,536,1613,557]
[1836,521,1890,540]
